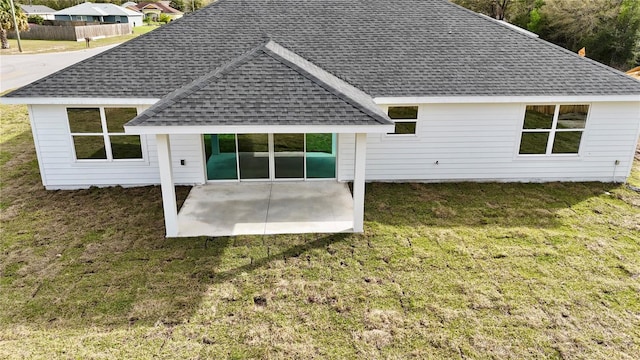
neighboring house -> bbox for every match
[20,5,57,20]
[130,1,183,21]
[3,0,640,237]
[53,2,143,27]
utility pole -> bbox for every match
[8,0,22,53]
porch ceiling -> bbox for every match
[176,181,354,237]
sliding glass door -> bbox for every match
[203,134,237,180]
[237,134,269,180]
[204,133,336,181]
[274,133,304,179]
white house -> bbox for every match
[20,5,57,20]
[53,2,143,27]
[3,0,640,237]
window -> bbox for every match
[387,106,418,135]
[68,107,143,161]
[518,104,588,155]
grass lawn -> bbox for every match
[1,101,639,358]
[0,25,157,55]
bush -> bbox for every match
[27,15,44,25]
[158,14,171,24]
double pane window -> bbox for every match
[68,107,142,161]
[519,104,588,155]
[387,106,418,135]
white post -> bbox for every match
[156,134,179,237]
[352,133,367,232]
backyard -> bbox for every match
[0,101,639,358]
[0,25,157,54]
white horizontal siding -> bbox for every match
[339,102,640,183]
[29,105,205,189]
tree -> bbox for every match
[0,0,28,49]
[583,0,640,69]
[510,0,545,33]
[537,0,640,69]
[452,0,512,20]
[455,0,640,69]
[170,0,185,12]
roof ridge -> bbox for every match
[446,0,640,89]
[262,41,391,125]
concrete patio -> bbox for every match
[176,181,354,237]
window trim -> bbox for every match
[67,106,147,164]
[516,103,590,158]
[384,105,419,138]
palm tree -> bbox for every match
[0,0,28,49]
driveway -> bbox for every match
[0,44,120,93]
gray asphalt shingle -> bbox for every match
[127,41,393,126]
[5,0,640,100]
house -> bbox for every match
[19,5,57,20]
[130,1,183,22]
[627,66,640,80]
[53,2,143,27]
[3,0,640,238]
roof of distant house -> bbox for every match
[7,0,640,100]
[135,1,183,14]
[19,5,56,14]
[54,2,143,17]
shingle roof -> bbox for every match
[19,5,56,14]
[6,0,640,100]
[135,1,183,15]
[127,41,392,127]
[53,2,142,17]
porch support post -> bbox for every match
[156,134,179,237]
[353,132,367,232]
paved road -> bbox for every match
[0,44,120,93]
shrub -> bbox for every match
[158,14,171,24]
[27,15,44,25]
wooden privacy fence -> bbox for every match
[9,23,132,41]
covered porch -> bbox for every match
[176,181,354,237]
[123,40,395,237]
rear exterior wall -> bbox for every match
[28,105,205,190]
[338,102,640,183]
[28,101,640,189]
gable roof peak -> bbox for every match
[127,40,392,128]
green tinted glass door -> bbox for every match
[306,133,336,178]
[274,133,304,179]
[204,134,238,180]
[237,134,269,179]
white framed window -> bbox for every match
[67,107,144,161]
[518,104,589,156]
[387,106,418,135]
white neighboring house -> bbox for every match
[53,2,143,27]
[20,5,57,20]
[2,0,640,237]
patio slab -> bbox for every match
[176,181,354,237]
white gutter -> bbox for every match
[374,95,640,105]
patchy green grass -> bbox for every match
[629,146,640,187]
[0,25,157,54]
[1,103,639,359]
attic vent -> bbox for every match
[478,14,539,38]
